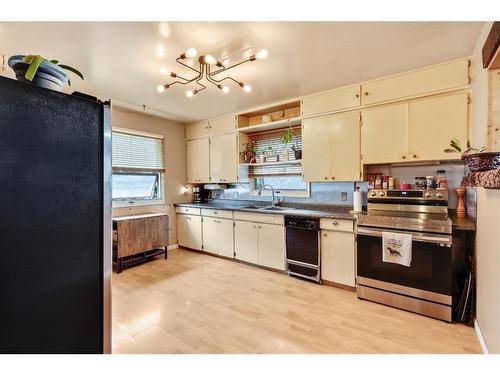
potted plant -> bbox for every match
[264,146,276,163]
[8,55,84,92]
[280,126,302,160]
[445,138,500,172]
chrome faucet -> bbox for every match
[257,184,276,207]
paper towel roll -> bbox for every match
[353,190,362,212]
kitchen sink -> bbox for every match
[258,206,295,211]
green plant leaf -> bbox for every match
[50,60,59,64]
[24,55,45,82]
[58,64,84,80]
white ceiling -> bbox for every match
[0,22,484,123]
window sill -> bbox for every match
[112,199,164,208]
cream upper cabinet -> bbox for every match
[208,115,236,135]
[301,84,361,117]
[186,138,210,183]
[408,93,468,161]
[361,58,469,105]
[361,103,408,164]
[209,133,237,183]
[177,214,202,250]
[186,121,209,139]
[257,223,285,270]
[302,111,361,182]
[321,229,355,287]
[234,220,258,264]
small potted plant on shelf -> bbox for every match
[280,126,302,161]
[8,54,84,92]
[445,138,500,172]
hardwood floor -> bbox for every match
[112,248,481,354]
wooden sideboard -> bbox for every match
[113,213,169,272]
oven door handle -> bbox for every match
[357,227,452,245]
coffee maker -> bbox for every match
[192,185,207,203]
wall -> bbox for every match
[112,106,189,245]
[471,22,494,148]
[475,188,500,353]
[488,69,500,150]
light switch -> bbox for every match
[341,192,348,201]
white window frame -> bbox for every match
[112,127,165,208]
[248,176,311,198]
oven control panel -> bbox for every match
[368,189,448,201]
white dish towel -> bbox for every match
[382,231,412,267]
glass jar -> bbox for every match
[426,176,435,190]
[437,170,447,190]
[415,177,426,190]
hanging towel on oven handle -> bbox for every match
[382,231,412,267]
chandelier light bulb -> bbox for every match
[185,48,198,58]
[157,85,166,93]
[222,86,230,93]
[204,55,216,65]
[186,90,194,98]
[243,84,252,93]
[255,49,268,60]
[159,67,170,75]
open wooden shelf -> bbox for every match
[237,117,302,134]
[239,159,302,167]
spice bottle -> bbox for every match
[437,170,448,190]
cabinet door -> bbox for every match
[186,138,210,183]
[177,214,189,247]
[361,103,408,164]
[187,215,203,250]
[218,218,234,258]
[234,220,258,264]
[186,121,208,139]
[408,93,468,161]
[202,217,219,254]
[302,115,332,182]
[361,58,469,105]
[321,230,355,287]
[330,111,361,181]
[257,223,285,270]
[301,84,361,117]
[209,133,237,183]
[208,115,236,135]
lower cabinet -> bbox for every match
[321,229,356,287]
[177,214,203,250]
[202,217,234,257]
[234,220,285,270]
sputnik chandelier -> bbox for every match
[156,47,268,97]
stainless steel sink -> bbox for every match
[258,206,295,211]
[241,205,262,209]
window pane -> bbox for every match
[255,176,307,191]
[112,173,160,200]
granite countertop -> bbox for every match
[174,200,359,220]
[449,210,476,231]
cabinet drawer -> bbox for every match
[319,218,353,232]
[233,211,284,225]
[201,208,233,219]
[301,84,361,117]
[175,206,201,215]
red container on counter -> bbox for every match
[400,182,411,190]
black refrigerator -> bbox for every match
[0,76,112,353]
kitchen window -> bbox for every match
[112,128,165,207]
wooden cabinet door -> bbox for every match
[218,218,234,258]
[186,121,208,139]
[408,93,468,161]
[301,84,361,117]
[361,102,408,164]
[321,230,355,287]
[302,115,332,182]
[187,138,210,183]
[202,217,219,254]
[361,58,469,105]
[186,214,203,250]
[234,220,258,264]
[208,115,236,135]
[329,111,361,181]
[209,133,237,183]
[257,223,285,270]
[177,214,189,247]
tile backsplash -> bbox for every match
[204,162,467,209]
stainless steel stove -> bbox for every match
[356,189,461,322]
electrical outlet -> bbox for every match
[341,192,348,201]
[233,191,239,198]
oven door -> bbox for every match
[356,227,453,296]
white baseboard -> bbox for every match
[167,244,179,251]
[474,319,489,354]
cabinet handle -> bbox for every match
[401,155,406,160]
[253,225,256,228]
[364,91,369,96]
[412,154,417,159]
[355,94,360,98]
[324,177,328,180]
[332,221,339,226]
[213,211,218,214]
[331,176,335,180]
[324,233,327,237]
[258,225,262,229]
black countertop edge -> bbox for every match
[448,209,477,232]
